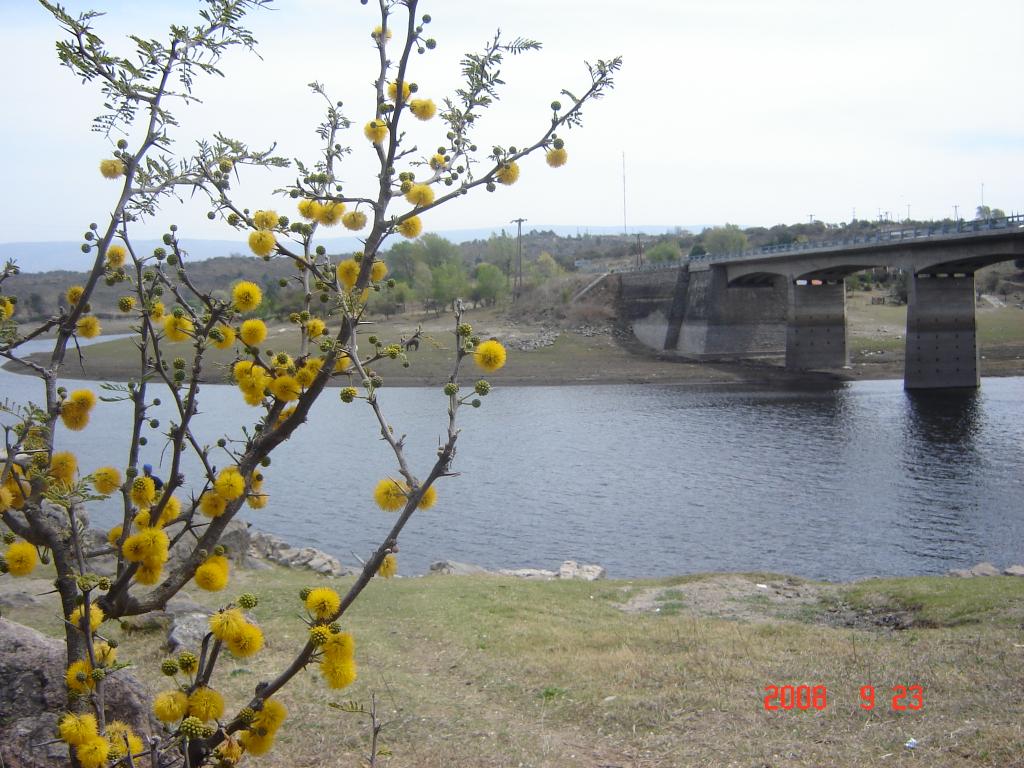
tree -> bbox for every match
[702,224,748,256]
[474,262,506,305]
[431,261,469,311]
[0,2,619,765]
[645,241,682,264]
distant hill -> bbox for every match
[0,225,693,274]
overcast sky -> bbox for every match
[2,0,1022,245]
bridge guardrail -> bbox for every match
[645,213,1024,272]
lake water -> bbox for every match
[2,339,1022,580]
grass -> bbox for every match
[11,568,1024,767]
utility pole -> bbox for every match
[511,217,526,302]
[622,152,627,236]
[953,204,959,221]
[906,203,911,222]
[808,213,814,225]
[635,233,643,268]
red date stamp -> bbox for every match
[763,684,924,712]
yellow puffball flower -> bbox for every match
[397,216,422,239]
[66,285,85,305]
[474,339,507,372]
[378,552,397,578]
[370,261,389,282]
[188,686,226,722]
[252,209,279,230]
[99,158,125,179]
[163,314,193,342]
[0,486,13,513]
[49,451,78,484]
[153,690,189,723]
[254,698,288,734]
[232,281,262,312]
[58,712,99,746]
[334,353,352,373]
[133,509,153,528]
[76,316,101,339]
[92,466,122,495]
[546,147,568,167]
[94,641,117,667]
[315,201,345,226]
[60,402,90,431]
[106,525,123,546]
[122,527,169,564]
[215,737,244,765]
[387,80,412,102]
[157,494,181,526]
[105,244,127,268]
[336,258,360,289]
[373,478,406,512]
[105,721,142,760]
[239,318,267,347]
[295,358,323,388]
[193,557,230,593]
[137,562,165,588]
[130,475,157,507]
[76,736,110,768]
[248,229,276,257]
[405,183,434,207]
[66,659,94,693]
[226,622,264,658]
[0,297,14,320]
[211,323,236,350]
[69,603,104,632]
[239,731,275,756]
[269,374,301,402]
[306,318,326,339]
[149,300,165,321]
[214,467,245,500]
[305,586,341,620]
[417,483,437,510]
[247,491,268,509]
[364,119,388,144]
[297,198,322,220]
[70,389,97,411]
[496,161,520,185]
[209,607,245,641]
[409,98,436,121]
[320,655,357,689]
[342,210,367,231]
[199,491,228,518]
[430,153,447,170]
[4,541,38,576]
[371,24,392,42]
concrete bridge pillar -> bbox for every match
[904,273,979,389]
[785,279,848,371]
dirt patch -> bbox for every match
[616,574,840,623]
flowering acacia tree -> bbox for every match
[0,0,618,765]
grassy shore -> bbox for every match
[11,566,1024,767]
[6,291,1024,386]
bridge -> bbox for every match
[612,216,1024,389]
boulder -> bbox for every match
[1003,564,1024,577]
[0,618,157,768]
[428,560,491,576]
[0,578,50,610]
[167,612,211,652]
[496,568,558,580]
[558,560,607,581]
[247,531,352,576]
[948,562,1002,577]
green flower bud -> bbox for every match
[340,387,358,403]
[474,380,491,396]
[299,587,313,601]
[238,593,258,609]
[177,651,198,673]
[161,659,180,676]
[179,716,205,739]
[472,399,482,408]
[443,382,458,396]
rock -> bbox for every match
[1003,564,1024,577]
[558,560,606,581]
[167,612,212,652]
[0,578,50,610]
[428,560,492,576]
[247,531,352,576]
[217,519,252,567]
[0,618,157,768]
[948,562,1002,577]
[496,568,558,580]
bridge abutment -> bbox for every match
[904,273,979,389]
[785,279,848,371]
